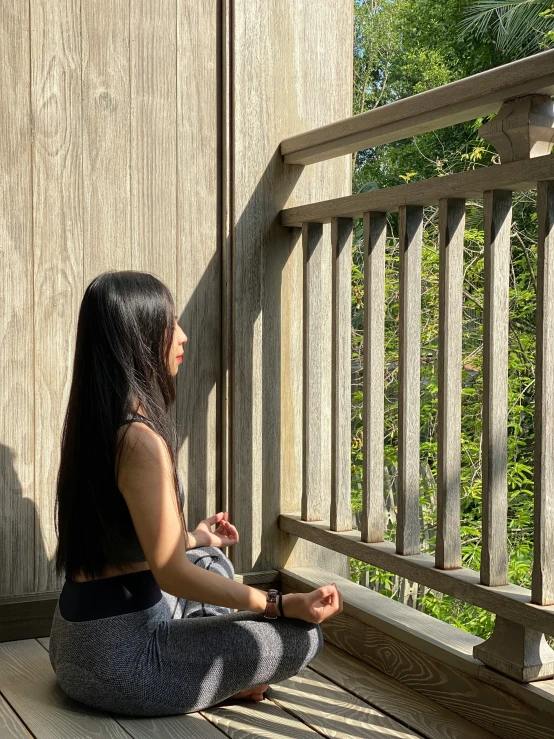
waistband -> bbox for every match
[59,569,163,622]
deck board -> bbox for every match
[0,692,34,739]
[267,668,426,739]
[1,635,500,739]
[309,642,498,739]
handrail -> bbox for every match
[280,48,554,165]
[280,154,554,226]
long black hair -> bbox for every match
[54,270,188,581]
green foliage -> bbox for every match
[459,1,554,58]
[350,0,543,640]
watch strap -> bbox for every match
[264,588,279,619]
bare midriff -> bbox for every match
[72,560,151,582]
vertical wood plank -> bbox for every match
[361,211,387,543]
[0,2,34,596]
[31,0,83,592]
[81,0,131,280]
[221,0,232,521]
[130,0,176,299]
[330,217,353,532]
[397,205,423,556]
[481,189,512,587]
[436,198,465,570]
[532,180,554,606]
[176,0,221,528]
[302,222,325,521]
[130,0,177,433]
[230,0,353,574]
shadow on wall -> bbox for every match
[0,443,50,596]
[175,143,304,573]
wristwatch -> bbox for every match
[263,588,279,619]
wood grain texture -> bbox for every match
[397,205,423,555]
[267,667,426,739]
[0,692,34,739]
[280,48,554,164]
[81,0,130,280]
[330,218,353,532]
[310,642,499,739]
[281,568,554,739]
[302,222,328,522]
[436,198,465,570]
[533,180,554,606]
[175,0,221,530]
[278,515,554,635]
[317,613,554,739]
[31,0,83,594]
[361,212,387,543]
[0,638,129,739]
[481,189,512,587]
[129,0,178,440]
[130,0,176,296]
[280,154,554,226]
[232,0,352,576]
[0,0,35,597]
[201,698,322,738]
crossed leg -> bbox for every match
[158,545,320,708]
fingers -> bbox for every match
[312,583,342,613]
[202,511,226,527]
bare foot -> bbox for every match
[231,683,270,702]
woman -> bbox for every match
[49,270,342,717]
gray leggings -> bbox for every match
[48,546,324,717]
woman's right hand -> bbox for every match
[282,584,342,623]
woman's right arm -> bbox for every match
[116,423,342,623]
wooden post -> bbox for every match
[330,217,354,532]
[230,1,353,575]
[361,211,387,543]
[397,205,423,556]
[481,189,511,587]
[436,198,465,570]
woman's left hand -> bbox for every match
[192,511,239,549]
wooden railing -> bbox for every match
[278,48,554,683]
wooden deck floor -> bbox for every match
[0,635,498,739]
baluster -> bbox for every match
[330,217,353,531]
[533,180,554,606]
[481,189,511,587]
[397,205,423,555]
[361,211,387,542]
[302,222,326,521]
[436,198,465,569]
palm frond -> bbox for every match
[459,0,553,58]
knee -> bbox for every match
[187,546,235,580]
[306,622,324,661]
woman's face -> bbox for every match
[168,309,187,376]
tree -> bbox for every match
[459,0,554,59]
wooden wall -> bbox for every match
[1,0,221,597]
[0,0,353,597]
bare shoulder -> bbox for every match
[116,421,171,490]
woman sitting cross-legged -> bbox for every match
[49,269,342,717]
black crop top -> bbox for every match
[116,413,185,563]
[57,413,184,622]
